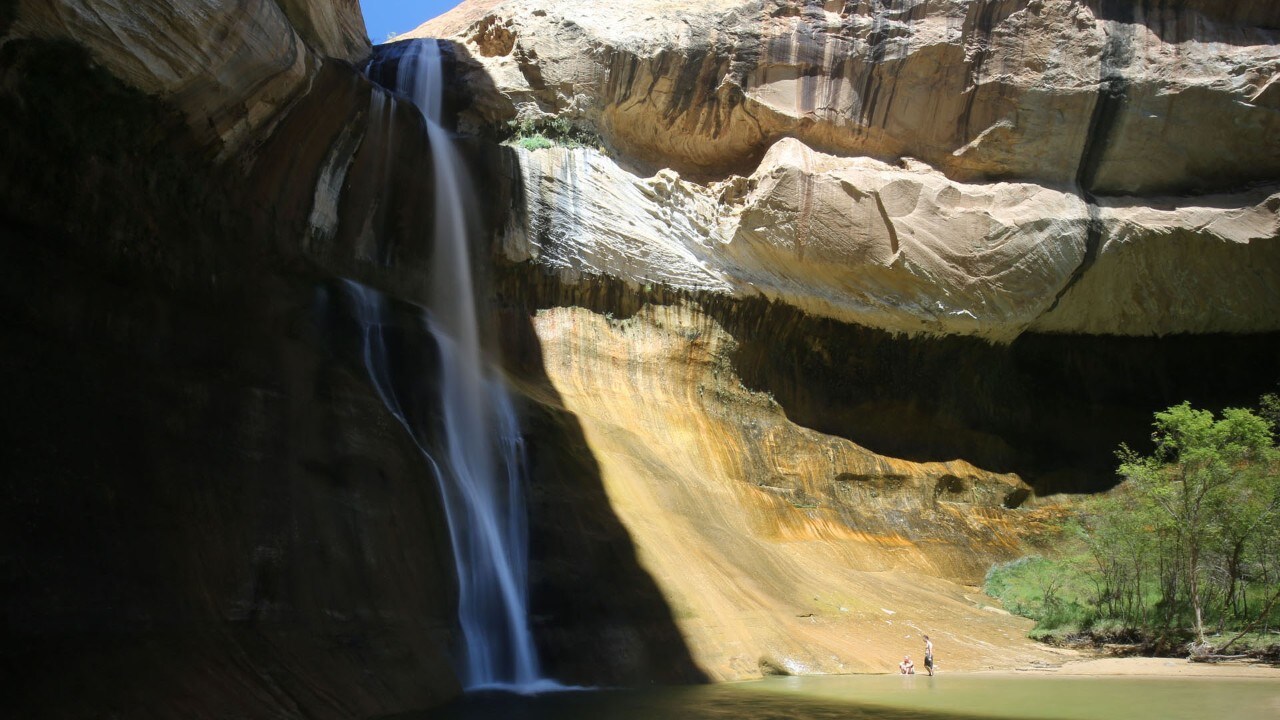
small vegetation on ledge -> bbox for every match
[986,395,1280,660]
[505,115,600,151]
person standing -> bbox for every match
[923,635,935,676]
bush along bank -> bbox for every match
[985,397,1280,663]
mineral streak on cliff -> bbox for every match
[418,0,1280,191]
[502,301,1060,679]
[422,0,1280,340]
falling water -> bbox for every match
[357,39,547,692]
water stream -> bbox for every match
[358,39,549,693]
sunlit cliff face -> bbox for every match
[507,302,1062,681]
[427,0,1280,493]
[426,0,1280,339]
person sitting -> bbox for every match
[899,655,915,674]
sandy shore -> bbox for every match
[1011,656,1280,679]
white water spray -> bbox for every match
[357,39,551,692]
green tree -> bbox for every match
[1258,392,1280,430]
[1210,455,1278,625]
[1116,403,1275,645]
[1080,489,1161,625]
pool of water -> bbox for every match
[746,673,1280,720]
[399,673,1280,720]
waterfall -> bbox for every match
[356,39,550,693]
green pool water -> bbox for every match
[407,672,1280,720]
[744,673,1280,720]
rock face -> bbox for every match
[438,0,1280,681]
[274,0,371,62]
[492,254,1279,679]
[425,0,1280,338]
[506,303,1055,680]
[2,2,701,714]
[421,0,1280,191]
[0,3,469,718]
[11,0,368,154]
[506,140,1280,339]
[5,0,1280,713]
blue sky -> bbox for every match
[361,1,462,44]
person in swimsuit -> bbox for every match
[899,655,915,674]
[923,635,934,676]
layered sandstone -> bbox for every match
[452,0,1280,677]
[427,0,1280,338]
[418,0,1280,191]
[512,303,1057,680]
[9,0,369,154]
[504,141,1280,339]
[5,0,1279,714]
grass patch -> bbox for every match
[516,134,553,151]
[984,555,1095,634]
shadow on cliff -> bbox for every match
[1088,0,1280,42]
[484,255,1280,497]
[0,36,463,718]
[710,301,1280,495]
[356,37,706,686]
[495,303,710,686]
[451,54,707,683]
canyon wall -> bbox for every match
[421,0,1280,339]
[502,299,1064,680]
[430,0,1280,681]
[2,1,705,713]
[3,0,1279,713]
[0,3,468,717]
[418,0,1280,477]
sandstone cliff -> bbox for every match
[2,1,709,712]
[507,302,1058,680]
[503,140,1280,340]
[424,0,1280,191]
[420,0,1280,339]
[0,2,470,717]
[10,0,367,154]
[4,0,1279,713]
[424,0,1280,682]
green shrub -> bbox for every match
[505,115,599,150]
[517,134,553,151]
